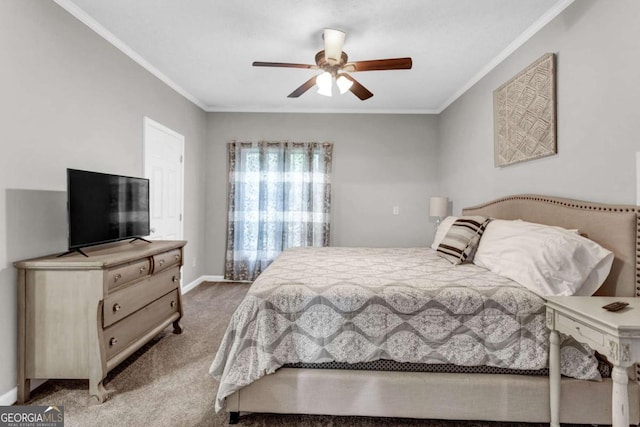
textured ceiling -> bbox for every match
[55,0,572,113]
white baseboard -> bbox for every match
[0,379,48,406]
[0,387,15,406]
[182,274,224,294]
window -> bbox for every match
[224,141,332,281]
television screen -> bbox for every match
[67,169,150,250]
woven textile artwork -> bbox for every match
[494,53,556,166]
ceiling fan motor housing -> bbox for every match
[315,50,348,75]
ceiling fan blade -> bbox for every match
[345,57,413,72]
[287,75,318,98]
[342,74,373,100]
[323,28,345,65]
[253,61,316,69]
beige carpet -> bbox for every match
[25,282,585,427]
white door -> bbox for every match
[143,117,184,240]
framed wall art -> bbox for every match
[493,53,556,167]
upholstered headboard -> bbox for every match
[462,194,639,298]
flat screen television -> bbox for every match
[67,168,150,254]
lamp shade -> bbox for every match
[336,75,353,94]
[316,72,332,97]
[429,196,449,218]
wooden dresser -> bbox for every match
[14,240,187,404]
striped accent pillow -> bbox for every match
[436,216,491,265]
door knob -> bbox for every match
[150,227,156,234]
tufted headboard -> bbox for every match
[462,194,640,298]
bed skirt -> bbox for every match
[226,368,640,424]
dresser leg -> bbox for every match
[172,320,183,334]
[549,329,561,427]
[17,378,31,404]
[17,269,29,404]
[88,379,108,405]
[611,365,629,427]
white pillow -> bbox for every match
[431,216,458,250]
[474,219,614,297]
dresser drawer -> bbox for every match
[103,290,180,360]
[106,259,151,291]
[153,249,182,273]
[103,267,181,327]
[557,314,605,350]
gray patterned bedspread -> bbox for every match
[210,247,599,411]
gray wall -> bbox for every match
[205,113,439,275]
[438,0,640,213]
[4,0,639,405]
[0,1,207,398]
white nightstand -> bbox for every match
[546,296,640,427]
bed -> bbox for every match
[211,194,640,424]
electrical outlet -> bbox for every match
[393,206,400,215]
[192,258,197,268]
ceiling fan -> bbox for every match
[253,29,412,100]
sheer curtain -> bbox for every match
[224,141,332,281]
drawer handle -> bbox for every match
[139,266,147,274]
[172,276,179,283]
[114,273,122,282]
[174,254,180,260]
[113,303,121,312]
[170,300,177,308]
[109,337,118,347]
[159,259,165,266]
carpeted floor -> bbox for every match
[25,282,581,427]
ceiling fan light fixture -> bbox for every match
[323,28,345,64]
[254,28,412,100]
[316,71,333,97]
[336,75,353,95]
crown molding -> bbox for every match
[54,0,573,116]
[436,0,574,113]
[53,0,208,111]
[205,106,441,115]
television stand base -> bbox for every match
[57,248,89,258]
[129,237,152,244]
